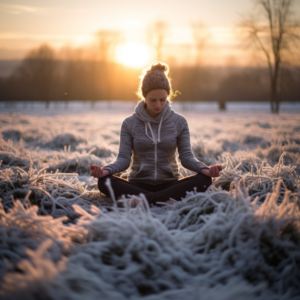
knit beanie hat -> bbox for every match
[141,63,170,98]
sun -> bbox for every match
[115,43,150,68]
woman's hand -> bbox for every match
[200,165,222,178]
[90,165,110,178]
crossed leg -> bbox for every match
[98,173,212,206]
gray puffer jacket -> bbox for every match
[103,100,208,185]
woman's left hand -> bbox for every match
[201,165,222,177]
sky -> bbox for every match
[0,0,299,66]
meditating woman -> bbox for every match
[90,61,222,207]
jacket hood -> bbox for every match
[134,100,173,124]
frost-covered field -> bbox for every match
[0,101,300,300]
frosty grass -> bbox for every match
[0,102,300,300]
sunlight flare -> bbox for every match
[115,43,150,68]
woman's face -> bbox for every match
[145,89,168,118]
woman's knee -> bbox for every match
[97,175,113,191]
[196,172,212,188]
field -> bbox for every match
[0,101,300,300]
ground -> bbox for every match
[0,101,299,300]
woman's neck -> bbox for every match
[146,106,160,118]
[144,103,159,118]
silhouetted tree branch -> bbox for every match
[147,21,168,61]
[95,30,123,63]
[15,44,56,108]
[191,22,210,66]
[239,0,300,113]
[94,30,123,104]
[59,45,83,104]
[190,22,213,107]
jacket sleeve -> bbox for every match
[102,119,133,175]
[177,117,209,173]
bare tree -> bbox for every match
[189,22,217,109]
[94,30,123,106]
[239,0,300,113]
[147,21,168,61]
[191,22,210,66]
[16,44,56,108]
[95,30,123,63]
[59,45,83,108]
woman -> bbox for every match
[91,62,222,207]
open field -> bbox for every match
[0,102,300,299]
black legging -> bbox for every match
[98,173,212,206]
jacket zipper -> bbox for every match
[145,121,161,182]
[154,142,157,181]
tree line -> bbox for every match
[0,47,299,108]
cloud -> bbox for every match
[0,3,44,15]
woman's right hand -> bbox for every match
[200,165,222,178]
[90,165,109,178]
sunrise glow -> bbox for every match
[115,43,150,68]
